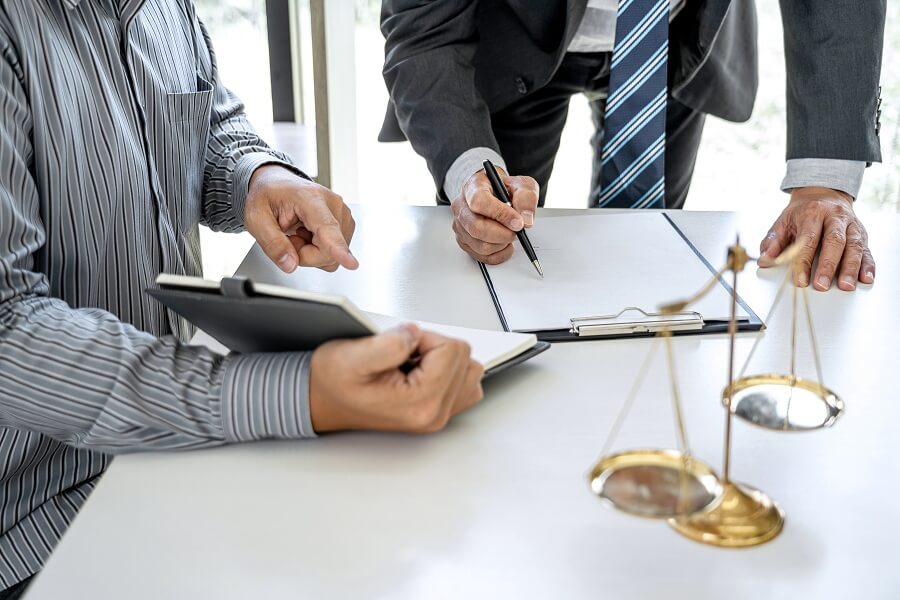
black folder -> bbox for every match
[147,275,549,378]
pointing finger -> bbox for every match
[298,198,359,270]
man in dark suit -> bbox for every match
[379,1,885,291]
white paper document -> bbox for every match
[484,212,750,333]
[365,314,537,371]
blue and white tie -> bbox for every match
[596,0,669,209]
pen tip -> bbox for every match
[533,260,544,279]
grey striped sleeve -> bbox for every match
[222,352,317,441]
[0,25,314,455]
[0,299,316,452]
[198,19,309,233]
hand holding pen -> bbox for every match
[448,161,543,275]
[481,161,543,277]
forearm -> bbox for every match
[382,0,500,190]
[0,294,316,453]
[202,106,303,233]
[780,0,885,163]
[197,19,309,232]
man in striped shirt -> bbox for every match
[0,1,484,595]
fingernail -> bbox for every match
[510,217,524,230]
[278,253,298,273]
[866,271,875,281]
[797,272,809,287]
[521,211,534,227]
[840,276,856,290]
[398,324,418,348]
[816,275,830,290]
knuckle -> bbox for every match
[384,335,409,357]
[473,382,485,403]
[468,220,487,241]
[259,237,286,254]
[482,249,510,265]
[450,197,464,217]
[411,402,444,432]
[818,259,838,273]
[800,231,819,250]
[824,230,846,246]
[863,251,876,268]
[832,201,851,215]
[847,237,867,252]
[468,193,490,215]
[454,340,472,358]
[471,361,485,381]
[842,255,862,271]
[473,240,498,256]
[492,204,513,223]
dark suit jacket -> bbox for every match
[380,0,885,191]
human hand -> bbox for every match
[450,167,539,264]
[245,165,358,273]
[758,187,875,291]
[309,324,484,434]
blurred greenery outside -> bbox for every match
[193,0,899,275]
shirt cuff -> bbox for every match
[231,151,311,227]
[219,351,317,442]
[443,147,507,201]
[780,159,866,199]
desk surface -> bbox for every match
[27,207,900,599]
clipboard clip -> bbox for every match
[569,307,704,337]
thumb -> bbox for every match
[346,324,422,376]
[507,176,539,228]
[250,210,300,273]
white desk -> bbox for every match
[26,207,900,599]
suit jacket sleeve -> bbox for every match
[381,0,501,191]
[780,0,885,163]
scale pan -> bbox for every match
[589,449,722,519]
[726,374,843,431]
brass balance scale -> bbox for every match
[588,238,843,547]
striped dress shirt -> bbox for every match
[0,0,317,587]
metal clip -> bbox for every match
[570,307,704,337]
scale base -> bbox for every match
[667,481,784,547]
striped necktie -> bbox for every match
[595,0,669,209]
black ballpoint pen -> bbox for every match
[482,160,544,278]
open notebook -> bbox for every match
[481,212,763,341]
[147,274,549,377]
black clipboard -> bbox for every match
[478,214,764,342]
